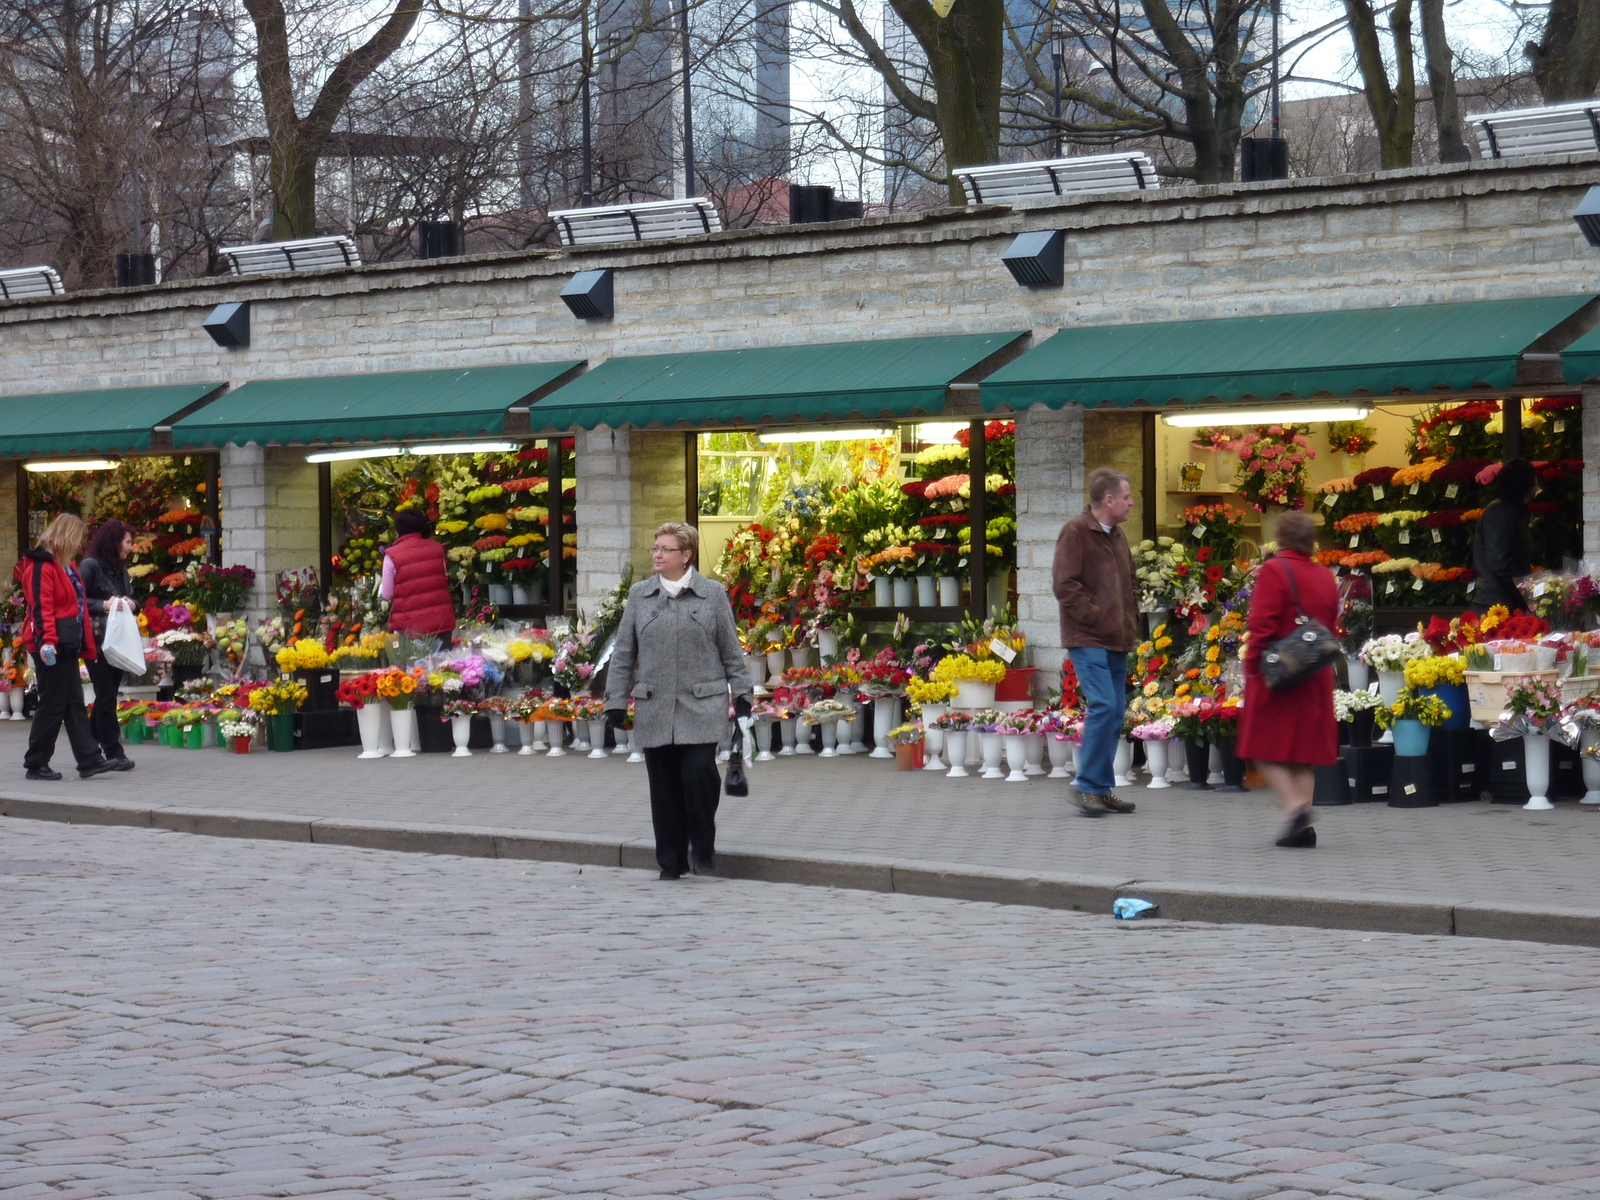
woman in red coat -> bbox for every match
[1236,511,1339,848]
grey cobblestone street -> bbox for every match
[4,818,1600,1199]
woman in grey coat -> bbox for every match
[605,522,754,880]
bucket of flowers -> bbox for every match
[1495,676,1563,810]
[1375,688,1452,758]
[1333,688,1383,747]
[886,721,924,771]
[931,654,1006,711]
[220,711,258,755]
[249,678,309,752]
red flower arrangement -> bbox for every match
[336,673,380,709]
[1529,396,1579,415]
[500,558,542,573]
[900,480,929,499]
[1418,400,1500,433]
[1352,466,1397,489]
[954,420,1016,446]
[1430,458,1491,485]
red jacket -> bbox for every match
[1236,550,1339,766]
[14,548,98,660]
[385,534,457,636]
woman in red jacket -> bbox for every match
[15,514,117,780]
[381,507,456,649]
[1236,511,1340,849]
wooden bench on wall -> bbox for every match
[221,236,363,276]
[548,198,723,247]
[954,153,1161,206]
[0,266,65,300]
[1470,101,1600,160]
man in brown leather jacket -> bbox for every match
[1052,467,1139,816]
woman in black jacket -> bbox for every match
[79,519,137,766]
[1470,459,1537,615]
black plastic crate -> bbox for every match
[1388,754,1438,807]
[293,708,358,750]
[1552,742,1584,798]
[1427,728,1481,803]
[1480,731,1529,805]
[1341,744,1395,803]
[1313,762,1350,806]
[296,669,339,713]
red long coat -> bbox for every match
[1236,549,1339,766]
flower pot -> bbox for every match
[873,576,893,607]
[1166,738,1186,782]
[936,576,960,608]
[517,720,537,755]
[895,741,920,771]
[778,717,797,755]
[1523,733,1554,810]
[184,724,203,750]
[588,718,610,759]
[921,703,947,771]
[1145,738,1170,788]
[488,584,511,606]
[204,720,220,748]
[450,714,474,756]
[1392,718,1430,758]
[848,705,867,753]
[571,722,591,751]
[1207,743,1225,784]
[1217,736,1247,790]
[818,722,837,757]
[892,578,913,608]
[952,680,997,710]
[512,584,531,606]
[979,732,1005,779]
[1048,739,1073,779]
[817,630,838,660]
[1003,736,1029,783]
[1345,655,1370,692]
[746,654,767,687]
[914,575,936,607]
[792,717,813,754]
[355,705,388,758]
[1419,682,1470,730]
[1377,669,1404,706]
[531,720,550,751]
[125,718,145,743]
[1582,728,1600,805]
[489,713,509,752]
[994,667,1035,703]
[232,735,252,755]
[870,698,898,759]
[765,648,785,678]
[545,722,568,755]
[944,729,970,778]
[834,716,856,755]
[1347,708,1376,748]
[987,574,1009,618]
[1113,738,1132,786]
[790,647,814,670]
[612,727,631,755]
[1022,733,1045,776]
[387,705,418,758]
[753,718,774,761]
[267,710,295,752]
[1185,738,1212,789]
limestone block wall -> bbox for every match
[574,428,687,615]
[1083,412,1148,538]
[1014,405,1085,699]
[631,434,687,577]
[219,445,268,615]
[0,465,20,572]
[1585,386,1600,559]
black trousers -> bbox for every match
[642,742,720,874]
[86,656,125,758]
[25,654,104,772]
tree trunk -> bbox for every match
[1344,0,1416,169]
[1527,0,1600,102]
[1418,0,1468,163]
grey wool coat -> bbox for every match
[603,571,754,750]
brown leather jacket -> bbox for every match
[1051,507,1138,652]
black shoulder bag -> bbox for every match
[1259,557,1340,691]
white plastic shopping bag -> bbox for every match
[102,602,146,675]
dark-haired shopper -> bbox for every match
[80,519,137,767]
[382,507,457,650]
[1471,458,1537,615]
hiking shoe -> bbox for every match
[1069,789,1108,817]
[1099,793,1137,814]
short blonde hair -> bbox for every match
[653,522,699,562]
[39,513,86,563]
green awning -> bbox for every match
[525,332,1027,431]
[0,382,224,458]
[981,296,1596,411]
[170,362,584,448]
[1561,323,1600,383]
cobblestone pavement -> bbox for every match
[5,819,1600,1200]
[0,723,1595,915]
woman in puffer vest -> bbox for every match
[382,508,457,649]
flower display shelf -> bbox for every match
[845,606,969,623]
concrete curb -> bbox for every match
[5,794,1598,949]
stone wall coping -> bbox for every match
[4,153,1598,328]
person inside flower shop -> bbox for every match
[1470,458,1537,615]
[382,507,457,648]
[1052,466,1139,817]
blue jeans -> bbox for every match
[1068,647,1128,796]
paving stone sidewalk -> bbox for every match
[0,722,1594,929]
[5,819,1600,1200]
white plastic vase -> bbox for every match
[835,715,856,755]
[817,630,838,660]
[1377,670,1404,745]
[937,576,960,608]
[627,737,646,764]
[450,714,474,757]
[0,690,11,718]
[870,698,898,759]
[892,578,914,608]
[1048,739,1074,779]
[489,713,509,753]
[488,584,511,606]
[778,717,797,755]
[789,647,814,670]
[818,722,838,757]
[979,732,1005,779]
[848,706,868,754]
[765,647,785,678]
[531,720,550,751]
[588,718,610,759]
[921,703,948,771]
[387,706,417,758]
[873,576,893,607]
[754,719,775,762]
[1582,728,1600,805]
[1166,739,1186,782]
[355,705,389,759]
[546,723,568,756]
[1113,738,1132,786]
[517,721,536,755]
[793,718,814,754]
[1022,733,1045,776]
[1145,738,1170,788]
[613,728,631,755]
[914,575,936,607]
[1003,736,1029,782]
[1346,656,1370,692]
[1523,734,1554,810]
[572,725,592,752]
[944,730,970,778]
[746,655,767,687]
[1207,743,1225,784]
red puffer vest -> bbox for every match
[385,534,457,636]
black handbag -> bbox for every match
[54,616,82,653]
[724,722,749,797]
[1259,558,1340,691]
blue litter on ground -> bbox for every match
[1113,897,1159,920]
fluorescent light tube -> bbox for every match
[408,441,519,455]
[758,428,897,445]
[25,459,117,472]
[1162,404,1372,427]
[304,447,402,463]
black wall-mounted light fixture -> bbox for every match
[1001,230,1065,288]
[561,269,614,320]
[1574,186,1600,248]
[203,301,250,347]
